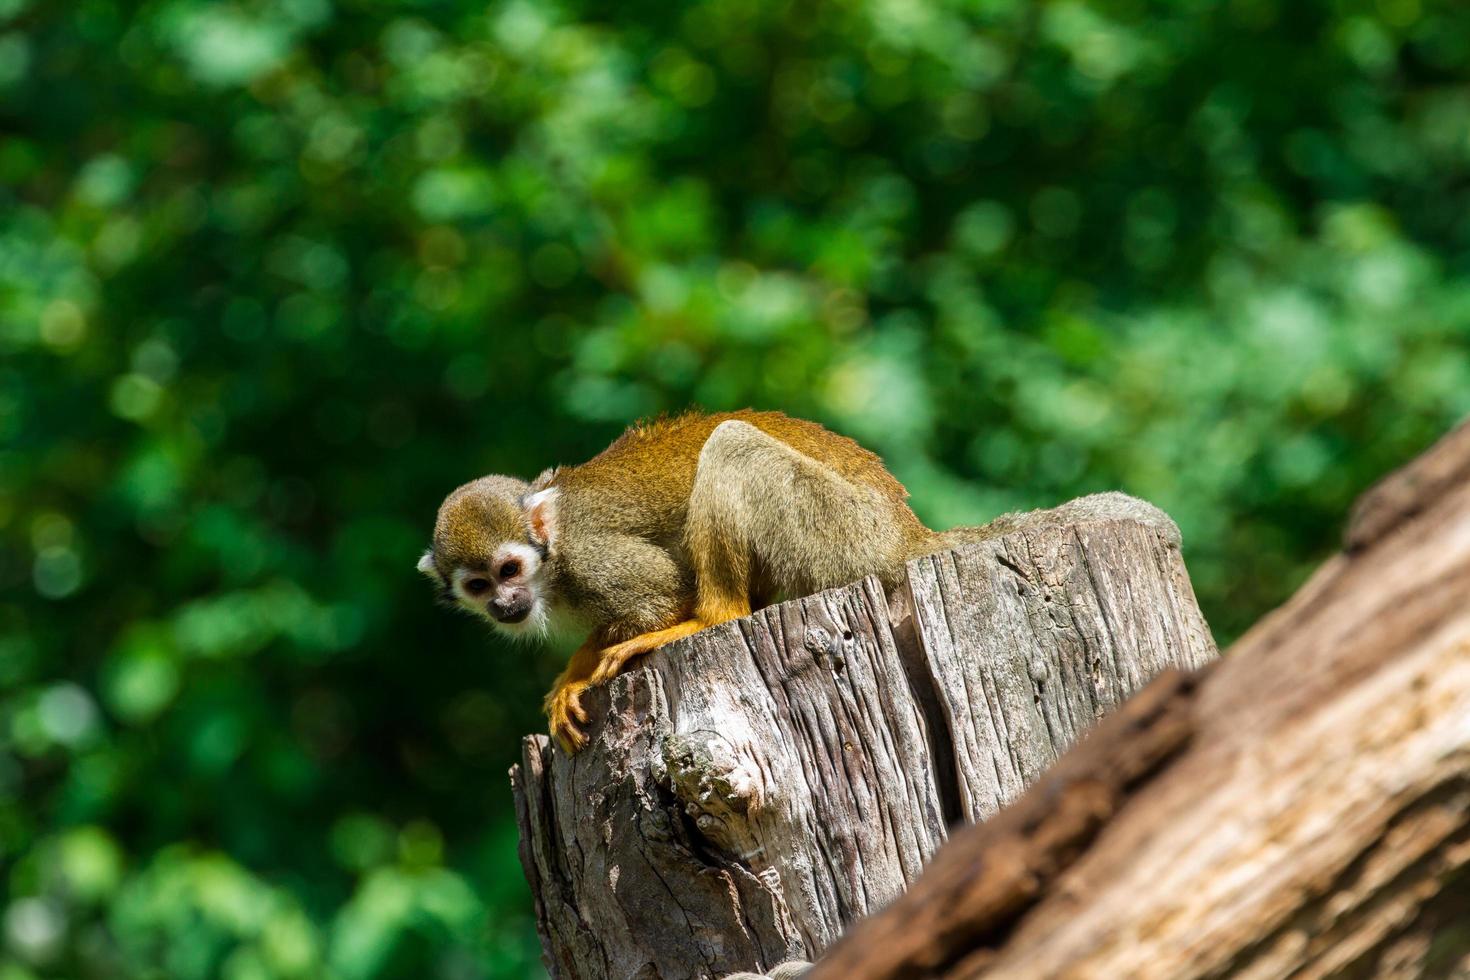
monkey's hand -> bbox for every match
[543,677,591,753]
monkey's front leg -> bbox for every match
[548,624,714,751]
[586,617,733,686]
[543,636,604,753]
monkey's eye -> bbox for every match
[498,560,520,580]
[463,577,491,596]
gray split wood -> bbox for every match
[510,493,1218,980]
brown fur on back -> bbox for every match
[551,409,928,545]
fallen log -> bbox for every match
[510,492,1218,979]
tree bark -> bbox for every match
[510,493,1218,980]
[809,419,1470,980]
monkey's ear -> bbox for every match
[525,487,559,549]
[416,550,444,584]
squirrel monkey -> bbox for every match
[418,410,951,752]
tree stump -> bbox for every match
[510,493,1218,980]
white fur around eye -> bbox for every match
[493,542,541,580]
[450,567,489,602]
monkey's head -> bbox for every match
[417,474,560,640]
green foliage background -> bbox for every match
[3,0,1469,976]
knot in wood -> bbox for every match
[662,733,764,859]
[803,625,847,669]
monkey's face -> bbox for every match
[418,475,558,640]
[441,542,547,632]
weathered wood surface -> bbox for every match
[511,493,1218,980]
[810,419,1470,980]
[904,493,1213,822]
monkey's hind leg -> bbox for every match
[685,418,909,624]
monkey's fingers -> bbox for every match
[550,708,588,753]
[552,720,587,754]
[547,682,591,753]
[568,690,589,724]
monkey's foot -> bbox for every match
[589,620,711,685]
[544,678,592,753]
